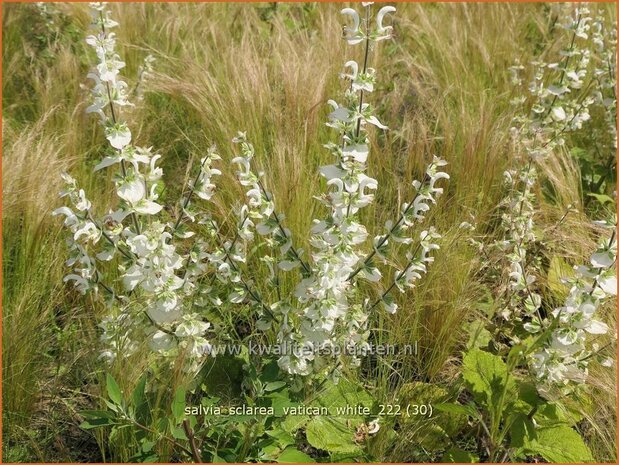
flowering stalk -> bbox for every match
[55,2,215,372]
[231,133,310,275]
[504,4,617,395]
[277,3,397,376]
[55,2,449,381]
[531,220,616,392]
[348,157,449,286]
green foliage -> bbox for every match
[521,425,594,463]
[2,2,617,463]
[445,347,596,463]
[441,447,480,463]
[462,348,515,407]
[305,417,360,455]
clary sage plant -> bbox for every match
[501,5,617,394]
[54,2,448,379]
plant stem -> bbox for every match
[367,241,423,311]
[173,156,210,234]
[182,419,202,463]
[208,219,277,321]
[348,170,432,282]
[98,11,141,236]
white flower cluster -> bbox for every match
[503,5,616,326]
[498,164,541,322]
[54,3,213,371]
[531,221,616,390]
[275,3,448,377]
[56,3,448,380]
[278,3,396,376]
[590,12,617,164]
[504,4,617,393]
[510,6,598,161]
[52,173,100,295]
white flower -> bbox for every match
[550,106,567,121]
[150,331,175,352]
[598,275,617,295]
[117,177,146,204]
[134,199,163,215]
[375,6,396,41]
[105,123,132,150]
[368,418,380,434]
[340,60,358,81]
[341,8,364,45]
[591,251,614,268]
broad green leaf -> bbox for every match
[266,429,296,448]
[281,414,309,433]
[587,193,614,205]
[536,401,584,427]
[509,413,536,448]
[312,378,373,413]
[516,381,541,408]
[170,424,188,440]
[462,348,514,407]
[265,381,287,392]
[269,390,299,417]
[276,447,315,463]
[441,447,479,463]
[80,417,114,429]
[305,417,360,454]
[523,425,594,463]
[466,320,492,349]
[106,373,123,405]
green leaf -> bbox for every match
[462,348,514,407]
[509,413,536,448]
[141,439,156,453]
[516,381,541,408]
[399,384,468,450]
[587,193,614,205]
[132,376,149,423]
[266,429,296,448]
[80,409,116,420]
[465,320,492,349]
[281,414,309,433]
[80,417,114,429]
[172,388,186,422]
[312,378,373,413]
[276,447,315,463]
[434,402,477,418]
[441,447,479,463]
[170,424,188,441]
[106,373,123,406]
[305,417,360,454]
[264,381,287,392]
[535,401,584,427]
[523,425,594,463]
[269,390,299,417]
